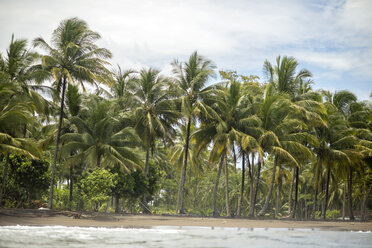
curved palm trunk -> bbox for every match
[0,154,10,206]
[224,154,231,217]
[48,77,67,209]
[213,149,225,217]
[348,167,354,220]
[258,156,278,216]
[237,151,245,216]
[248,155,262,217]
[142,148,151,213]
[322,164,331,220]
[291,166,299,219]
[178,117,191,214]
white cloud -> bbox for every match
[0,0,371,99]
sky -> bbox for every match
[1,0,371,100]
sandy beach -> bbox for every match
[0,208,371,231]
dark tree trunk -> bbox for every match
[248,153,254,214]
[291,166,299,219]
[49,77,67,209]
[178,117,191,214]
[322,164,331,220]
[348,167,354,220]
[213,149,225,217]
[237,151,245,216]
[224,154,231,217]
[142,148,151,213]
[289,167,295,215]
[258,156,278,216]
[275,163,282,217]
[115,194,120,214]
[342,180,346,220]
[0,154,10,206]
[232,145,237,170]
[248,155,262,217]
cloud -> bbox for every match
[0,0,371,99]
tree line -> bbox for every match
[0,17,371,221]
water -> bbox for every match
[0,225,371,248]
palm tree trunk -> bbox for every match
[142,148,151,213]
[224,154,230,217]
[291,166,299,219]
[248,154,262,217]
[178,117,191,214]
[275,163,282,217]
[0,154,10,206]
[348,167,354,220]
[237,151,245,216]
[258,156,278,216]
[48,77,67,209]
[213,149,225,217]
[232,145,237,170]
[115,194,120,214]
[322,164,331,220]
[361,184,372,222]
[248,153,254,214]
[342,180,346,220]
[289,167,295,215]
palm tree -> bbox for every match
[256,88,313,217]
[33,17,113,209]
[263,55,312,98]
[0,36,46,206]
[171,51,216,214]
[194,79,260,216]
[61,95,141,170]
[129,68,178,212]
[0,80,41,205]
[111,66,135,111]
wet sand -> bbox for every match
[0,208,371,231]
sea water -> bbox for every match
[0,225,371,248]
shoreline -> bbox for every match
[1,209,371,231]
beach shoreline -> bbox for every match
[0,208,371,231]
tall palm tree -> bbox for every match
[33,17,113,209]
[194,80,260,216]
[129,68,178,212]
[171,51,216,214]
[256,88,313,217]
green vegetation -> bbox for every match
[0,17,371,221]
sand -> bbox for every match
[0,208,371,231]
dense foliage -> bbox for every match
[0,17,371,221]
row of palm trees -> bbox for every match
[0,17,371,220]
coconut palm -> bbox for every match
[33,17,113,209]
[128,68,179,212]
[171,51,216,214]
[263,55,312,98]
[194,79,260,216]
[0,80,41,205]
[61,95,141,171]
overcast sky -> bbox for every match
[1,0,371,100]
